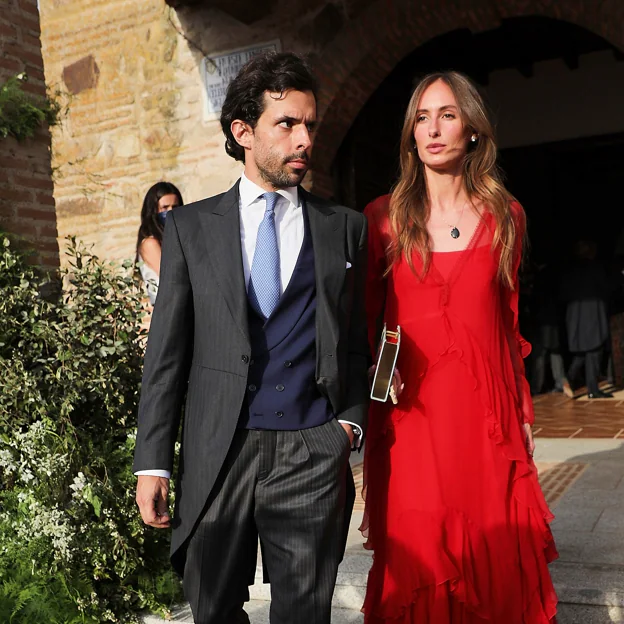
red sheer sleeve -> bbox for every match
[502,202,534,425]
[363,195,392,355]
[361,196,392,542]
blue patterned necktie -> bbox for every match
[248,192,281,318]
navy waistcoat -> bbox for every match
[239,207,334,430]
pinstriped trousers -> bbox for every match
[183,418,352,624]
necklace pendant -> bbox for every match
[450,227,460,239]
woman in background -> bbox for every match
[135,181,183,305]
[362,71,558,623]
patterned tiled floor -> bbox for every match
[533,392,624,439]
[533,461,588,507]
[351,461,588,512]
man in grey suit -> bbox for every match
[133,52,369,624]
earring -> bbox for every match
[471,134,478,143]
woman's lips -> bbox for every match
[426,144,446,154]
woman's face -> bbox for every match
[157,193,180,214]
[413,79,471,172]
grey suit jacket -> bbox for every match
[133,181,370,566]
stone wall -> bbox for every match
[38,0,624,262]
[0,0,58,270]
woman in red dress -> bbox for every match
[361,71,558,623]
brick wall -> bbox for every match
[38,0,244,264]
[0,0,58,270]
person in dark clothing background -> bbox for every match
[560,240,612,399]
[529,259,566,395]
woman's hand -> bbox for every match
[389,367,404,404]
[523,423,535,458]
[368,365,404,404]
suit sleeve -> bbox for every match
[133,211,194,474]
[501,202,534,425]
[335,213,370,435]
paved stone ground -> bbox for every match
[143,438,624,623]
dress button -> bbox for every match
[275,411,284,418]
[241,355,249,364]
[440,284,450,307]
[248,384,257,392]
[284,360,293,368]
[276,384,285,392]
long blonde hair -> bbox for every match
[388,71,518,288]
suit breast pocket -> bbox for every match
[340,259,355,321]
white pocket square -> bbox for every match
[346,261,352,269]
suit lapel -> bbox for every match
[198,182,250,347]
[304,190,346,376]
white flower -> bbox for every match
[14,500,75,561]
[70,471,87,494]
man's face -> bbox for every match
[248,89,317,189]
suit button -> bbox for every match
[241,355,249,364]
[276,384,285,392]
[275,411,284,418]
[248,384,257,392]
[284,360,292,368]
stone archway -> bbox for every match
[309,0,624,197]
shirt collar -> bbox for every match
[239,172,299,210]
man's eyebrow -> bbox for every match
[275,114,317,126]
[276,114,300,123]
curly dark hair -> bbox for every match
[135,181,184,260]
[219,51,318,162]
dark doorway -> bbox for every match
[501,132,624,265]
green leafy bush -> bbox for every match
[0,234,182,623]
[0,73,62,142]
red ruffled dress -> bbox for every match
[361,196,558,623]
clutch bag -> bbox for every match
[370,324,401,403]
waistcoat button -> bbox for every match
[241,355,249,363]
[276,384,285,392]
[275,411,284,418]
[248,384,257,392]
[284,360,292,368]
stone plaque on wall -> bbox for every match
[201,40,281,116]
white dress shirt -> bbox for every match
[136,175,361,479]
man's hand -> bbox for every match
[136,475,171,528]
[341,423,355,445]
